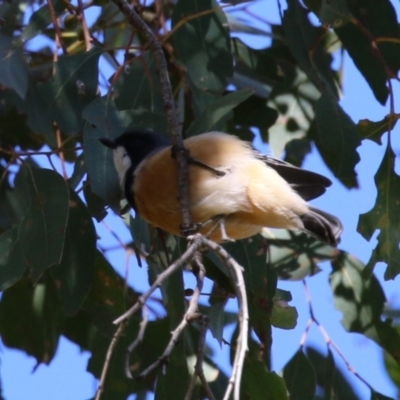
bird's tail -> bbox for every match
[300,206,343,247]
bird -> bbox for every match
[99,130,342,246]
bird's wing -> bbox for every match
[256,154,332,201]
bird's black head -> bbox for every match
[99,130,172,170]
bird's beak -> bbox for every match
[98,137,116,149]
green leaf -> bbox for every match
[371,392,395,400]
[283,349,316,400]
[171,0,233,93]
[306,346,360,399]
[21,0,66,42]
[83,97,125,211]
[358,145,400,279]
[0,34,28,99]
[232,94,278,131]
[0,228,27,290]
[330,251,400,364]
[187,88,254,135]
[242,359,288,400]
[271,292,298,330]
[83,181,108,222]
[38,47,102,135]
[82,251,128,336]
[336,0,400,105]
[357,116,398,144]
[0,274,64,366]
[51,187,96,315]
[314,92,360,188]
[25,80,55,145]
[68,153,86,189]
[129,213,151,256]
[283,0,337,98]
[224,236,276,358]
[319,0,351,28]
[208,282,228,344]
[231,38,282,98]
[15,165,70,282]
[146,233,189,398]
[114,51,164,113]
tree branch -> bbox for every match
[112,0,193,234]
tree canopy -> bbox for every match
[0,0,400,399]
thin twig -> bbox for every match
[184,254,215,400]
[113,235,204,324]
[302,280,373,391]
[95,321,127,400]
[112,0,193,234]
[137,251,206,380]
[77,0,92,50]
[46,0,67,54]
[202,238,248,400]
[56,129,68,180]
[125,305,149,378]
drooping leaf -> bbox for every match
[358,145,400,279]
[114,51,164,113]
[20,0,66,42]
[83,97,125,211]
[0,228,27,290]
[68,153,86,189]
[208,281,228,345]
[271,290,298,330]
[283,0,337,98]
[242,358,288,400]
[306,347,360,400]
[0,274,64,366]
[51,187,96,315]
[37,47,102,135]
[319,0,351,28]
[82,251,129,336]
[314,92,360,188]
[283,349,316,400]
[171,0,233,94]
[25,80,55,145]
[83,181,108,222]
[0,34,29,99]
[129,213,151,257]
[13,165,70,282]
[357,115,398,145]
[231,38,282,98]
[187,88,254,135]
[330,251,400,364]
[232,94,278,132]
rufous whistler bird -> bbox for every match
[99,131,342,246]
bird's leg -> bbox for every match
[204,215,235,242]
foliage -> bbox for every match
[0,0,400,399]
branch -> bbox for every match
[113,235,204,324]
[137,253,206,379]
[112,0,193,234]
[77,0,92,51]
[125,305,149,378]
[95,321,127,400]
[184,254,216,400]
[301,279,373,391]
[202,238,249,400]
[46,0,67,54]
